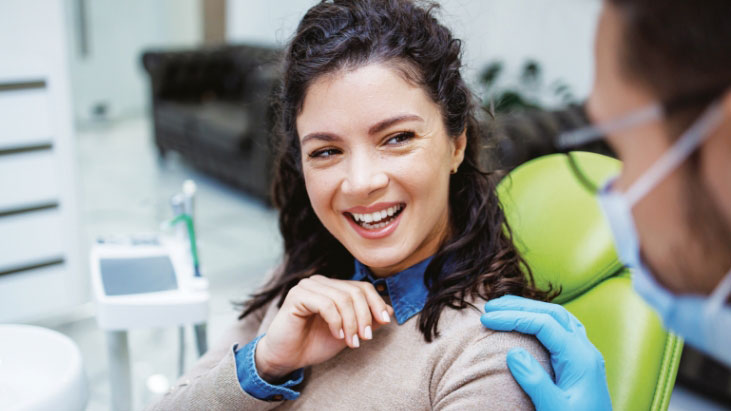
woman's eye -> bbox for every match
[385,131,415,146]
[309,148,341,158]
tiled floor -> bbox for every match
[36,115,729,410]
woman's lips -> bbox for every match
[344,201,404,214]
[344,203,405,240]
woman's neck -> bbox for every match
[369,212,450,278]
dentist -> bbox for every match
[480,0,731,409]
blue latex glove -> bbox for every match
[480,295,612,411]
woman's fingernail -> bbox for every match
[352,335,360,348]
[338,329,344,339]
[364,326,373,340]
[382,311,391,323]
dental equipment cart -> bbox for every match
[90,234,210,411]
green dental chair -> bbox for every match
[497,152,683,411]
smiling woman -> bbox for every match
[298,64,459,274]
[148,1,555,410]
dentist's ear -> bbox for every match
[450,130,467,173]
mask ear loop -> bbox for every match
[705,269,731,316]
[624,100,726,207]
[558,104,663,193]
[701,268,731,351]
[557,104,663,148]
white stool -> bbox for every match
[0,324,88,411]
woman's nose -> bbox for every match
[341,155,388,197]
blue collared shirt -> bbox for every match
[235,256,434,401]
[235,335,304,401]
[351,256,433,324]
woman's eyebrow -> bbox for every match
[301,132,341,146]
[300,114,424,145]
[368,114,423,135]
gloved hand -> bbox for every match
[480,295,612,411]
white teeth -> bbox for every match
[362,220,388,229]
[350,204,403,227]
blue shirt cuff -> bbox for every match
[234,334,304,401]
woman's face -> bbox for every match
[296,63,466,277]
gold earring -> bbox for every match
[450,168,457,174]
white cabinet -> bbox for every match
[0,86,53,148]
[0,0,85,322]
[0,151,60,210]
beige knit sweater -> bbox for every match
[147,293,552,410]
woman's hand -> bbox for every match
[254,275,394,381]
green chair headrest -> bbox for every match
[497,152,623,303]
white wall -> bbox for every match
[65,0,204,124]
[0,0,85,321]
[226,0,601,106]
[226,0,313,46]
[62,0,601,123]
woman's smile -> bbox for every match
[343,202,406,239]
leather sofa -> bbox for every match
[142,44,282,203]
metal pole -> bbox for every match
[194,323,208,357]
[177,326,185,377]
[106,330,131,411]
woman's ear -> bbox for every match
[450,130,467,173]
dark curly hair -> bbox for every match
[240,0,554,342]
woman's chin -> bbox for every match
[351,252,408,274]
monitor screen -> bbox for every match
[100,256,178,296]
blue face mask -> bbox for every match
[593,101,731,366]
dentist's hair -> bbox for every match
[609,0,731,137]
[240,0,554,341]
